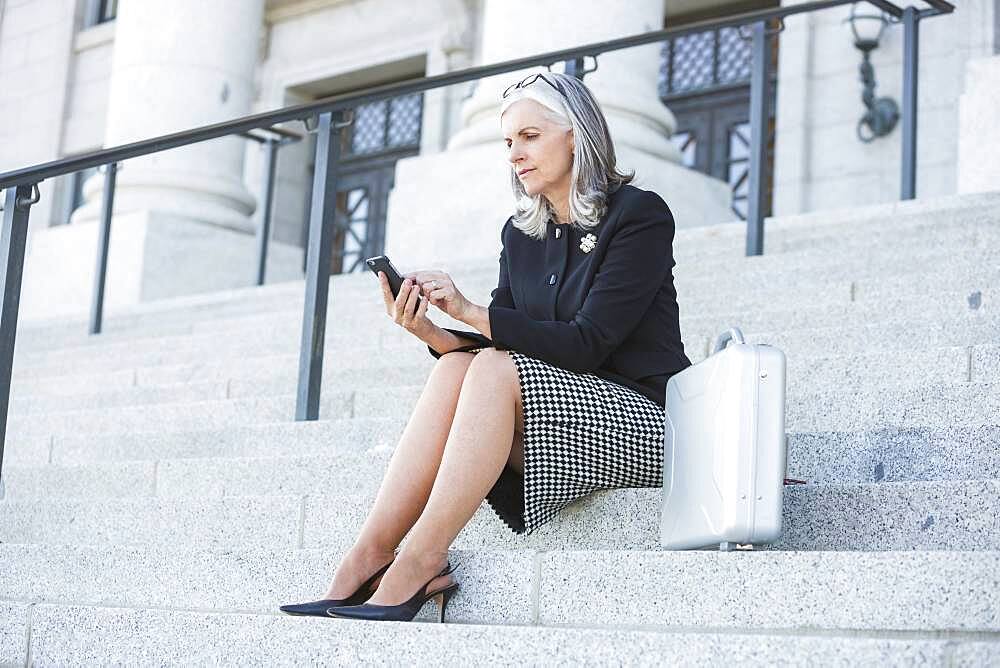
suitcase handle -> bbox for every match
[712,327,746,354]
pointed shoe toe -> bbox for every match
[280,558,396,617]
[280,599,345,617]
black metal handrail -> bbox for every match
[0,0,955,495]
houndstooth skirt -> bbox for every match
[466,348,666,535]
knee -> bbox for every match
[466,348,513,374]
[465,349,520,394]
[429,351,475,382]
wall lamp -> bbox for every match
[845,3,899,142]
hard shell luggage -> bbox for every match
[660,328,788,551]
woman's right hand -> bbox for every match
[379,271,435,340]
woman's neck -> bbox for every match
[551,203,570,225]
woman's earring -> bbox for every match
[579,233,597,253]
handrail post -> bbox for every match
[89,162,118,335]
[295,111,348,421]
[255,138,279,286]
[900,6,919,200]
[0,184,37,499]
[745,20,770,256]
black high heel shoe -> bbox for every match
[326,561,460,623]
[278,557,395,617]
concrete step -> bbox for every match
[347,381,1000,433]
[6,379,998,460]
[14,276,989,376]
[676,211,999,266]
[210,281,996,346]
[226,346,978,403]
[743,315,996,356]
[9,307,997,395]
[788,425,1000,484]
[2,456,993,551]
[12,603,994,666]
[13,341,980,416]
[9,334,709,386]
[6,394,342,446]
[1,543,996,631]
[10,361,440,416]
[11,273,993,392]
[16,193,998,346]
[675,243,997,292]
[5,417,401,467]
[20,242,996,361]
[11,378,232,416]
[5,420,996,499]
[11,239,994,372]
[673,190,1000,258]
[13,326,364,371]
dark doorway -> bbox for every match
[659,21,779,220]
[302,90,424,275]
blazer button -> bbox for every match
[554,227,562,239]
[548,273,557,285]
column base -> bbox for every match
[384,143,734,266]
[20,210,303,321]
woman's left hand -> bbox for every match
[407,270,472,321]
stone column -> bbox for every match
[21,0,303,320]
[448,0,681,163]
[385,0,731,270]
[73,0,262,229]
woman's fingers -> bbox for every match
[416,289,430,319]
[402,282,421,327]
[393,278,411,322]
[379,272,394,313]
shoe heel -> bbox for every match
[435,585,458,623]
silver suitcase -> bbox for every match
[660,328,788,551]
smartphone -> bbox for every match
[365,255,422,304]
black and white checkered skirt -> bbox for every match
[469,348,666,535]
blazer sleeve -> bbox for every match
[488,192,674,373]
[426,219,515,359]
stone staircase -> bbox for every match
[1,191,998,664]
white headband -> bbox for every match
[499,75,570,121]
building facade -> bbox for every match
[0,0,996,317]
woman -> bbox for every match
[280,70,691,623]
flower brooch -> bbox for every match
[579,233,598,253]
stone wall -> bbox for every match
[0,0,78,238]
[773,0,996,217]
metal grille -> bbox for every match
[668,31,715,93]
[387,94,422,147]
[660,23,777,222]
[727,121,752,220]
[659,26,753,96]
[717,27,752,83]
[332,187,371,274]
[350,102,388,155]
[346,91,423,157]
[671,131,696,169]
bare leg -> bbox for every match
[365,348,523,605]
[324,351,475,599]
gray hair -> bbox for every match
[503,72,634,240]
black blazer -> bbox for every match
[428,183,691,406]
